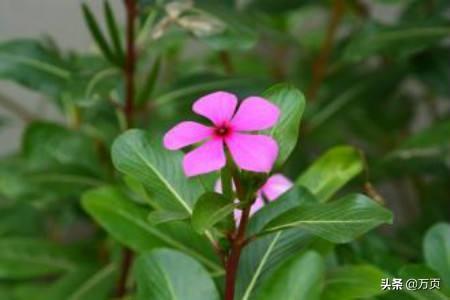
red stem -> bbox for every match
[116,248,134,297]
[307,0,345,101]
[225,205,251,300]
[115,1,137,297]
[124,0,136,127]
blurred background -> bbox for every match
[0,0,449,299]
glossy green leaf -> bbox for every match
[111,129,203,213]
[81,186,222,273]
[262,83,306,168]
[134,249,220,300]
[253,251,324,300]
[148,210,189,225]
[42,265,116,300]
[424,223,450,286]
[0,238,77,279]
[296,146,363,202]
[81,3,116,64]
[237,187,318,299]
[263,194,393,243]
[191,192,235,233]
[322,265,386,300]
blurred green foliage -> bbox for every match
[0,0,449,299]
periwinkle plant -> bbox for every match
[164,92,287,298]
[155,90,392,300]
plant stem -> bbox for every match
[225,205,251,300]
[116,247,133,297]
[307,0,345,101]
[115,1,137,297]
[219,50,234,75]
[124,0,137,128]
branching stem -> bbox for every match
[307,0,345,101]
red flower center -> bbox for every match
[214,124,231,138]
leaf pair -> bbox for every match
[82,1,124,66]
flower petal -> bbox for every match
[261,174,293,200]
[226,133,278,173]
[183,139,226,177]
[163,121,212,150]
[193,91,238,125]
[231,96,280,131]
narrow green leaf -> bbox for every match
[81,3,116,64]
[322,265,386,300]
[424,223,450,286]
[134,249,221,300]
[103,0,124,64]
[254,251,324,300]
[262,83,306,167]
[263,194,393,243]
[137,57,161,105]
[81,186,222,273]
[296,146,363,202]
[0,238,77,279]
[191,192,235,233]
[111,129,203,213]
[43,265,116,300]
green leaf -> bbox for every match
[247,187,317,235]
[0,39,70,97]
[253,251,324,300]
[42,265,116,300]
[262,83,306,167]
[263,194,393,243]
[342,22,450,62]
[111,129,203,213]
[424,223,450,286]
[81,186,222,273]
[0,238,77,279]
[191,192,235,233]
[81,3,116,64]
[22,121,101,176]
[386,120,450,174]
[137,57,161,105]
[296,146,363,202]
[237,187,318,299]
[398,264,450,300]
[148,210,189,225]
[134,249,221,300]
[322,265,386,300]
[103,0,124,64]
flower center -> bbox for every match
[214,124,231,137]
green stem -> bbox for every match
[221,165,233,200]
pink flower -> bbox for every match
[163,91,280,177]
[215,174,293,223]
